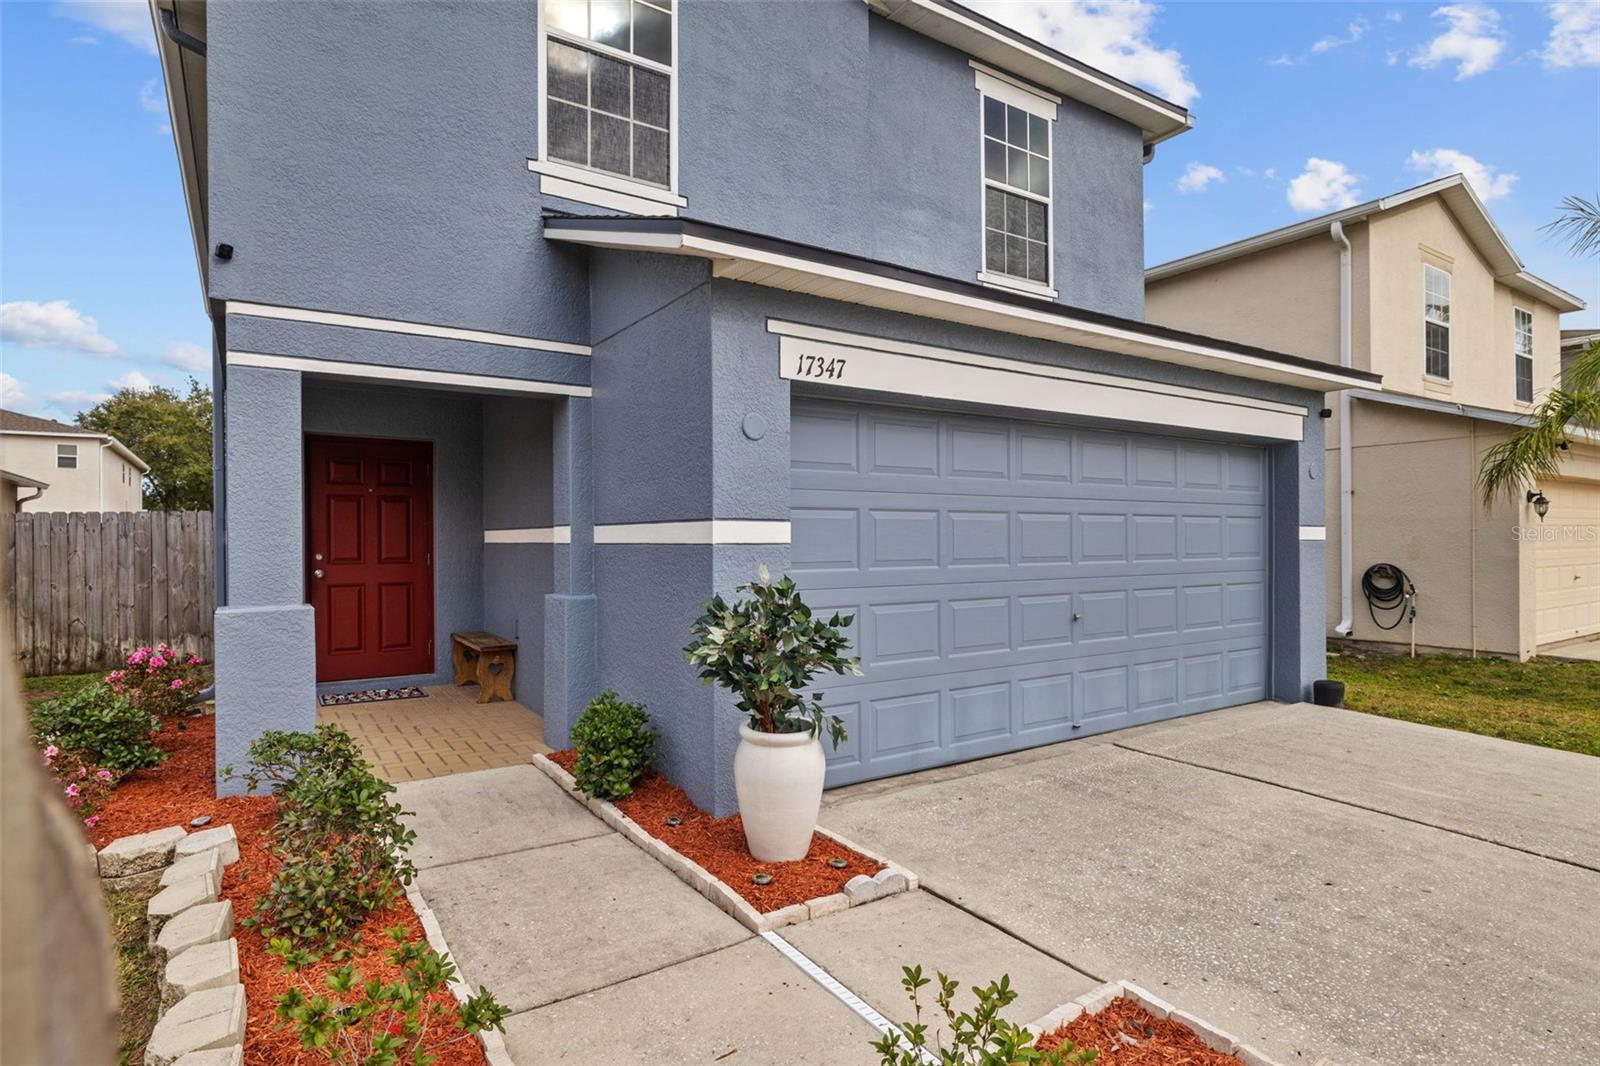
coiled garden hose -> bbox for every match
[1360,563,1415,631]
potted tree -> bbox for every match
[685,565,860,861]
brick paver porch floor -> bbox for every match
[316,684,551,783]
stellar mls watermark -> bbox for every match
[1511,524,1599,543]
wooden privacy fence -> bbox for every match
[2,511,214,676]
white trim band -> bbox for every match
[594,520,791,545]
[770,321,1306,442]
[1299,526,1327,541]
[484,526,572,545]
[226,301,592,356]
[972,64,1059,119]
[225,351,592,397]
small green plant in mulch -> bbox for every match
[570,690,657,800]
[1328,646,1600,755]
[228,725,416,956]
[872,966,1098,1065]
[105,885,163,1066]
[271,925,511,1064]
[30,682,166,774]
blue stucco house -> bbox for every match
[151,0,1378,816]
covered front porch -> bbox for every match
[317,683,552,783]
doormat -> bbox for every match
[318,686,427,707]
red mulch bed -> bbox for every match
[88,716,487,1066]
[548,749,882,912]
[1036,996,1244,1064]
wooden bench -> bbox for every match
[450,631,517,704]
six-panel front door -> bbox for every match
[307,435,435,682]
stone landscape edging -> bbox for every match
[530,752,918,933]
[1024,979,1285,1066]
[404,886,516,1066]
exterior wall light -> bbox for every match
[1527,490,1550,521]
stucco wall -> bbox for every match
[1325,401,1535,657]
[2,434,144,512]
[1146,233,1342,365]
[482,397,556,707]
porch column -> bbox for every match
[214,365,317,794]
[1270,414,1328,703]
[544,395,596,748]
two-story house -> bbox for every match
[0,409,148,513]
[1146,176,1595,659]
[151,0,1375,813]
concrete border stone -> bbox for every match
[99,825,187,878]
[154,900,233,962]
[530,752,918,934]
[175,825,239,866]
[144,984,245,1066]
[147,875,222,944]
[161,849,225,890]
[162,939,240,1008]
[405,886,515,1066]
[170,1048,243,1066]
[1021,979,1284,1065]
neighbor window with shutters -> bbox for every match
[1423,264,1451,379]
[1514,308,1534,403]
[975,66,1057,298]
[542,0,673,189]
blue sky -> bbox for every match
[3,1,1598,423]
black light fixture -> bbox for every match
[214,243,234,261]
[1527,489,1550,521]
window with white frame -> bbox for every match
[1423,264,1451,379]
[542,0,673,189]
[1513,308,1534,402]
[57,444,77,469]
[977,69,1054,292]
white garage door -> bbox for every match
[791,399,1272,788]
[1535,478,1600,645]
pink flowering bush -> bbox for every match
[41,746,118,827]
[108,643,205,717]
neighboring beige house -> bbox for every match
[1146,175,1596,659]
[0,410,148,513]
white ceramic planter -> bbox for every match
[733,723,826,862]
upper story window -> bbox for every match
[973,65,1057,299]
[1423,264,1451,379]
[57,444,77,469]
[1513,308,1534,403]
[541,0,674,190]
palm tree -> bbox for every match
[1478,196,1600,504]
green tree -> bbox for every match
[76,378,213,510]
[1478,196,1600,503]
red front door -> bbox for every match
[307,435,435,682]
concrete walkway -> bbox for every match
[398,764,1099,1065]
[821,702,1600,1066]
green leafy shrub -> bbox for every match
[272,925,511,1064]
[684,564,860,745]
[571,691,657,800]
[30,682,166,774]
[230,725,416,954]
[873,966,1099,1066]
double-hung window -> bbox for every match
[1423,264,1451,379]
[975,66,1057,297]
[1513,308,1534,403]
[537,0,678,212]
[57,444,77,469]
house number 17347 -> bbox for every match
[794,353,847,381]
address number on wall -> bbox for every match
[793,353,848,381]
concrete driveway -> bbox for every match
[820,701,1600,1066]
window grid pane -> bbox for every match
[1423,265,1450,377]
[1514,309,1534,402]
[980,92,1050,285]
[544,6,672,189]
[985,187,1048,283]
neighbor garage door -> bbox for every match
[1534,478,1600,645]
[791,399,1271,787]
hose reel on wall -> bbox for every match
[1361,563,1419,655]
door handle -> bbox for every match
[313,569,324,579]
[1073,612,1083,621]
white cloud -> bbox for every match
[1312,17,1370,54]
[163,341,210,373]
[967,1,1199,106]
[1268,54,1295,67]
[0,299,119,356]
[139,78,165,114]
[0,372,39,412]
[1384,10,1404,22]
[1410,5,1506,79]
[1143,199,1154,214]
[50,389,112,409]
[1542,2,1600,68]
[53,0,154,53]
[1177,162,1225,194]
[108,370,153,393]
[1287,158,1362,213]
[1406,148,1518,201]
[1264,167,1278,180]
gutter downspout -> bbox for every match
[1331,221,1354,636]
[17,484,46,509]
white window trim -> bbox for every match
[1513,305,1535,405]
[535,0,681,216]
[1422,263,1451,382]
[57,443,78,469]
[974,68,1055,300]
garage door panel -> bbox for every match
[1534,478,1600,645]
[795,399,1270,787]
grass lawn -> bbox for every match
[106,885,163,1066]
[21,670,104,709]
[1328,647,1600,756]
